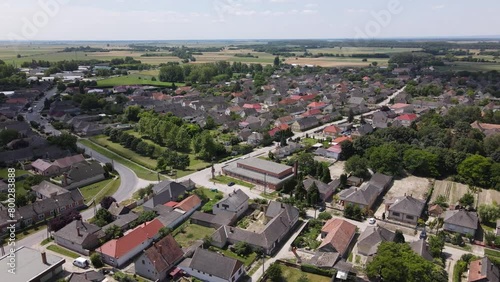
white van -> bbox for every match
[73,257,89,269]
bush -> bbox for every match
[317,212,332,221]
[90,253,104,268]
[267,263,282,282]
[300,264,336,277]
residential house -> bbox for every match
[395,113,418,127]
[338,183,380,211]
[97,219,164,267]
[273,142,303,159]
[369,173,393,192]
[62,161,106,190]
[470,121,500,137]
[308,252,340,269]
[190,210,237,229]
[107,202,131,217]
[409,239,433,261]
[212,201,299,255]
[303,177,335,202]
[323,125,342,137]
[385,195,425,225]
[135,235,184,282]
[179,248,245,282]
[428,204,444,217]
[351,124,373,138]
[443,210,479,236]
[102,213,138,233]
[468,257,499,282]
[390,103,414,114]
[31,159,60,176]
[32,181,68,199]
[247,132,264,146]
[346,176,363,187]
[319,219,357,257]
[213,189,249,218]
[356,226,395,259]
[53,220,104,255]
[143,180,189,211]
[0,247,65,282]
[67,271,105,282]
[291,116,319,132]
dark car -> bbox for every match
[228,182,235,186]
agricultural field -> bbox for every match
[477,188,500,206]
[284,56,389,67]
[307,47,422,55]
[96,74,181,87]
[436,61,500,72]
[429,180,471,207]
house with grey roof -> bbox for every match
[143,180,188,211]
[211,201,299,255]
[68,270,105,282]
[384,195,426,225]
[303,177,335,203]
[247,132,264,146]
[368,173,393,192]
[32,180,68,200]
[409,239,433,261]
[179,248,245,282]
[291,116,319,132]
[338,183,381,211]
[190,210,237,229]
[62,161,106,190]
[102,213,138,233]
[443,210,479,236]
[356,226,395,260]
[54,219,104,255]
[213,189,249,218]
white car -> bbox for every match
[368,218,376,225]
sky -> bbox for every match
[1,0,499,41]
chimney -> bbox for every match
[63,173,68,186]
[294,161,299,177]
[41,252,47,265]
[76,227,81,237]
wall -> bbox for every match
[65,174,105,190]
[135,253,165,282]
[53,235,90,256]
[180,265,245,282]
[443,223,475,236]
[99,236,156,268]
[388,211,418,225]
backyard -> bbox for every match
[209,246,258,267]
[79,177,121,204]
[267,264,332,282]
[173,223,215,248]
[197,187,224,212]
[429,180,471,207]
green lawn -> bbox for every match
[0,168,29,179]
[173,223,215,248]
[274,264,331,282]
[212,175,255,188]
[210,246,257,267]
[78,139,161,181]
[96,75,184,87]
[198,187,224,211]
[485,248,500,258]
[46,244,80,259]
[79,177,121,204]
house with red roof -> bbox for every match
[135,235,184,282]
[243,103,262,111]
[319,219,357,257]
[301,108,322,118]
[268,124,290,137]
[307,102,327,110]
[332,136,352,145]
[323,125,342,137]
[278,98,297,106]
[395,114,418,127]
[97,219,164,267]
[390,103,414,114]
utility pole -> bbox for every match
[264,173,267,195]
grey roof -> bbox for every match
[107,202,130,217]
[387,196,426,217]
[443,210,479,230]
[0,246,65,282]
[154,206,185,228]
[409,239,433,261]
[237,158,293,176]
[214,189,249,211]
[32,181,68,198]
[338,184,380,207]
[191,210,236,227]
[303,177,333,199]
[144,180,188,209]
[368,173,393,190]
[67,161,105,182]
[357,226,395,256]
[295,116,319,128]
[223,163,295,186]
[54,220,102,246]
[68,270,105,282]
[186,248,243,280]
[308,252,340,268]
[102,213,138,232]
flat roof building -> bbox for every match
[222,158,295,190]
[0,246,65,282]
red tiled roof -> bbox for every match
[301,109,322,117]
[279,98,297,105]
[243,103,262,110]
[323,125,341,134]
[268,124,290,137]
[164,201,178,207]
[333,136,352,144]
[319,219,357,254]
[308,102,327,109]
[174,195,201,212]
[327,144,342,154]
[98,219,164,259]
[396,114,418,121]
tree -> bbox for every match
[340,140,355,160]
[485,231,496,246]
[233,241,252,256]
[366,242,447,282]
[124,105,142,122]
[105,224,123,239]
[478,203,500,224]
[307,182,320,206]
[317,212,332,221]
[90,253,104,268]
[274,56,280,67]
[458,155,493,187]
[344,204,363,221]
[403,148,439,177]
[394,230,405,243]
[267,263,283,282]
[339,174,347,188]
[458,193,474,207]
[347,108,354,123]
[428,234,445,258]
[344,155,369,179]
[159,64,184,82]
[321,165,332,183]
[100,196,116,210]
[94,208,114,227]
[368,144,402,176]
[48,133,77,151]
[0,129,19,146]
[158,227,172,239]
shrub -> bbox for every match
[90,253,104,268]
[300,264,336,277]
[317,212,332,221]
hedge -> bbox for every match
[300,264,336,277]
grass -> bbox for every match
[210,246,257,267]
[211,175,255,188]
[173,223,215,248]
[79,177,121,204]
[484,248,500,258]
[78,139,161,181]
[96,75,184,87]
[40,237,53,246]
[46,244,80,259]
[0,168,29,179]
[276,264,331,282]
[261,191,279,200]
[15,222,47,241]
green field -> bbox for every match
[78,139,161,181]
[173,223,215,248]
[96,75,182,87]
[436,62,500,72]
[0,168,29,179]
[79,177,121,204]
[46,244,80,259]
[308,47,422,55]
[212,175,255,188]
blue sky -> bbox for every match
[1,0,499,40]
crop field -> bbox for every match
[477,188,500,206]
[307,47,422,55]
[436,62,500,72]
[430,180,471,207]
[285,56,389,67]
[96,74,182,87]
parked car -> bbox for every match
[228,182,235,186]
[73,257,89,269]
[368,218,376,225]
